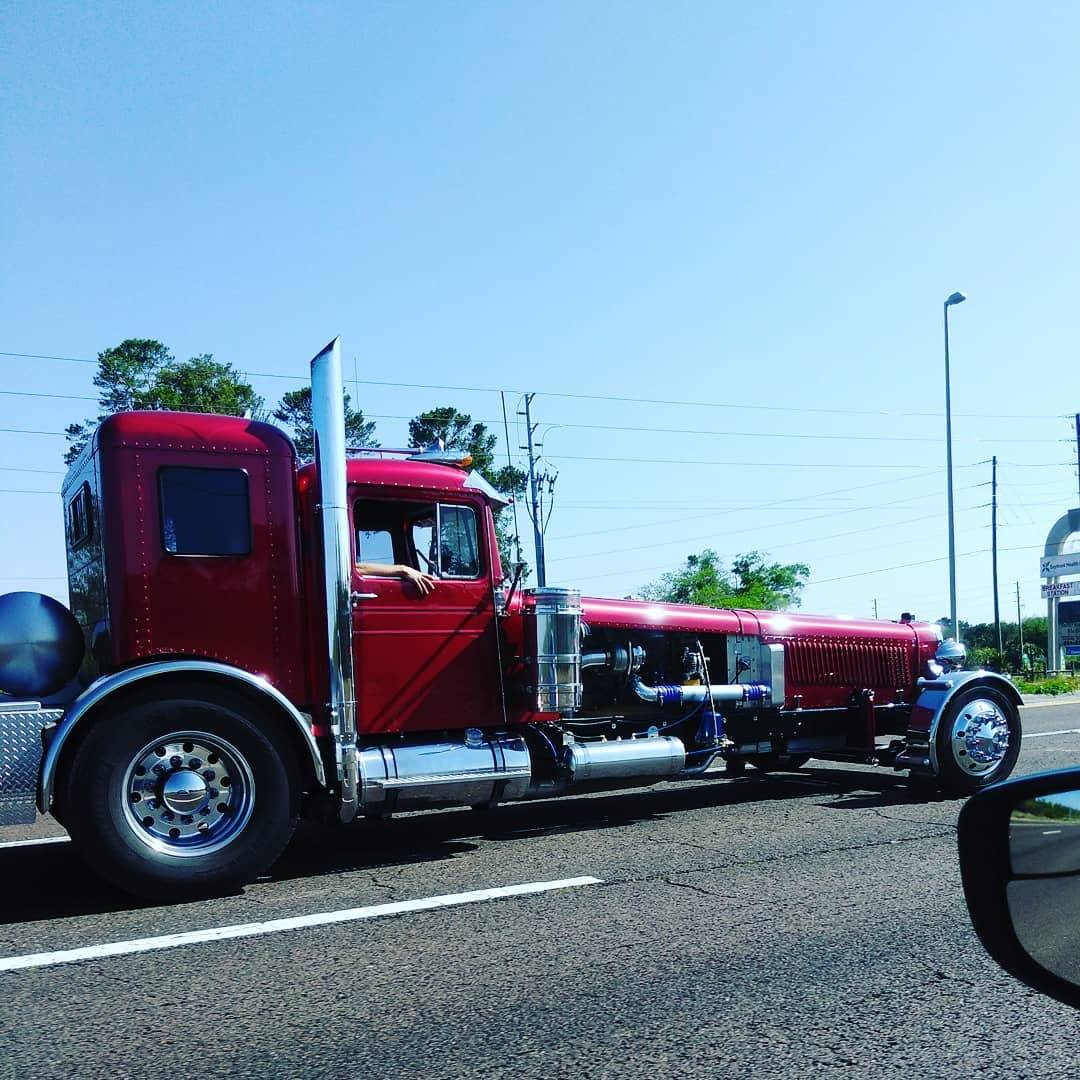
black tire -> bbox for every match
[63,689,297,899]
[934,685,1022,796]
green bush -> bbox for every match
[1013,675,1080,696]
[968,647,1007,672]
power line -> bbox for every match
[0,351,96,364]
[550,482,971,542]
[0,389,97,403]
[803,542,1048,587]
[548,491,991,566]
[2,385,1068,444]
[1,350,1068,421]
[349,411,1068,446]
[548,453,950,470]
[549,465,962,542]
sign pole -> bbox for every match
[1016,581,1024,671]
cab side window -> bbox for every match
[159,467,250,556]
[439,504,480,578]
[354,498,482,579]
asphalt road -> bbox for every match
[1011,821,1080,875]
[2,700,1080,1079]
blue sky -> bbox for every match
[1,1,1078,625]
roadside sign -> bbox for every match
[1042,580,1080,599]
[1041,552,1080,577]
[1061,601,1080,648]
[1066,646,1080,657]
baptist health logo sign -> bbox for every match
[1040,552,1080,578]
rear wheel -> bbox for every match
[934,685,1021,795]
[63,691,297,899]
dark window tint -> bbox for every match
[68,482,93,547]
[159,467,250,556]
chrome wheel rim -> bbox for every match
[949,699,1012,779]
[121,731,256,857]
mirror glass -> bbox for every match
[1006,790,1080,988]
[1010,792,1080,876]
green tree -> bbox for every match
[408,406,528,575]
[641,549,810,610]
[64,339,265,464]
[151,354,264,418]
[938,617,1049,671]
[273,386,378,461]
[65,338,171,461]
[408,407,498,474]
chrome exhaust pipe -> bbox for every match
[310,337,359,822]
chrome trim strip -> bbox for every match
[38,659,326,813]
[310,337,359,822]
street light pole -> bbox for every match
[944,291,966,642]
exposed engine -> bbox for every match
[352,587,793,813]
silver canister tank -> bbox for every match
[522,587,582,713]
[562,734,686,783]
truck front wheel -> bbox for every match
[934,685,1022,796]
[63,692,297,899]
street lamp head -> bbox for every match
[945,291,967,307]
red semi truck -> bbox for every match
[0,340,1023,897]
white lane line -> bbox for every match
[1043,830,1063,836]
[1026,729,1080,739]
[0,836,70,850]
[0,876,603,974]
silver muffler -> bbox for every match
[561,733,685,783]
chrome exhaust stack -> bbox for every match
[310,337,359,823]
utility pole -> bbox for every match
[521,394,546,586]
[992,456,1002,654]
[500,392,524,566]
[1016,581,1025,672]
[1075,412,1080,506]
[872,598,878,620]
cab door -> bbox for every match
[350,492,503,735]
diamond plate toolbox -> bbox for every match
[0,704,64,825]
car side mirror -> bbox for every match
[958,768,1080,1009]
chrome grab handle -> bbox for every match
[351,592,378,603]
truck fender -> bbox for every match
[908,670,1023,776]
[38,659,327,814]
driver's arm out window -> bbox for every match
[353,498,482,580]
[355,498,434,572]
